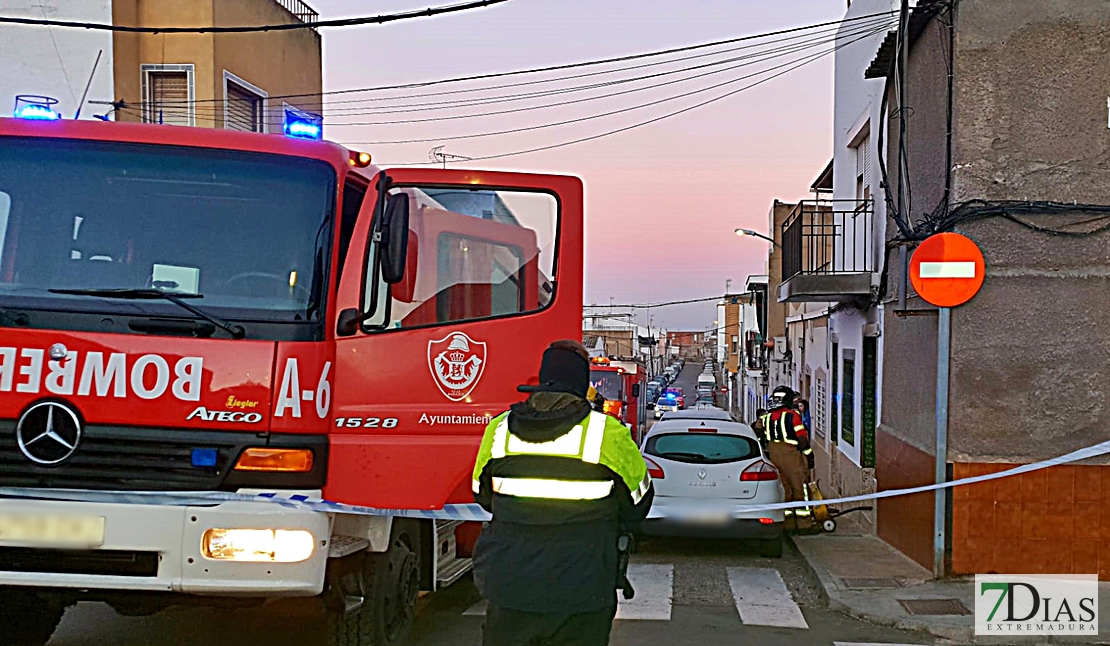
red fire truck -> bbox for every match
[0,103,583,645]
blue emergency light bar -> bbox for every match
[283,107,322,141]
[14,95,61,120]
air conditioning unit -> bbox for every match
[773,337,788,359]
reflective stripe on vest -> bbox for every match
[762,411,802,444]
[487,411,615,501]
[630,472,652,505]
[496,411,608,464]
[492,477,614,500]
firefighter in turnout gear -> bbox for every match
[472,340,654,646]
[759,386,814,520]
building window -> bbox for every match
[830,342,839,440]
[862,337,877,467]
[854,134,871,209]
[841,350,856,446]
[814,376,827,443]
[141,64,195,126]
[224,72,267,133]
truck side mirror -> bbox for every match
[631,384,641,398]
[381,194,409,284]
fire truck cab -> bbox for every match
[0,103,583,646]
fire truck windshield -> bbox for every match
[590,370,624,401]
[0,137,336,335]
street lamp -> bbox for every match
[734,228,779,247]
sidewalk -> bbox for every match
[791,522,1110,645]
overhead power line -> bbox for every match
[124,10,896,104]
[586,296,729,309]
[368,23,886,164]
[133,14,894,117]
[0,0,510,33]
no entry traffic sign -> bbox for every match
[909,232,985,308]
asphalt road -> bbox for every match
[47,362,934,646]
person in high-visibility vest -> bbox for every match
[472,340,654,646]
[759,386,814,519]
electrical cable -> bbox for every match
[157,16,894,121]
[0,0,511,33]
[118,22,892,143]
[138,15,896,117]
[368,24,888,164]
[328,22,895,131]
[125,10,898,105]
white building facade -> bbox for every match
[0,1,115,120]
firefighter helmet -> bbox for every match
[768,386,796,410]
[586,385,605,412]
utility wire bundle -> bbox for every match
[117,12,898,164]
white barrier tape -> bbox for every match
[1,438,1108,520]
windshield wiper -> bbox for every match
[49,288,246,339]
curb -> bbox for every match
[787,533,978,644]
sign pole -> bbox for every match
[933,306,951,578]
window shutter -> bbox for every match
[147,72,190,126]
[226,82,262,132]
[859,135,872,187]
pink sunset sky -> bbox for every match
[313,0,847,330]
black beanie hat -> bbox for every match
[517,346,590,398]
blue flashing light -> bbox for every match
[284,107,322,141]
[191,448,218,468]
[14,95,61,121]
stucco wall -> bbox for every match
[947,0,1110,463]
[213,0,322,132]
[113,0,321,129]
[1,0,115,120]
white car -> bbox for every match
[640,412,786,557]
[654,396,679,418]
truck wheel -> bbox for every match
[0,590,67,646]
[329,521,420,646]
[758,535,784,558]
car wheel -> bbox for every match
[759,534,784,558]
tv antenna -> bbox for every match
[429,145,472,169]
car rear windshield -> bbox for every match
[644,433,760,464]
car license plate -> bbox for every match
[0,514,105,546]
[686,512,731,525]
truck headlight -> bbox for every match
[201,529,315,563]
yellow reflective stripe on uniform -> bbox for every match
[506,424,584,457]
[802,447,813,455]
[793,425,806,433]
[580,412,607,464]
[492,477,614,500]
[490,416,509,459]
[630,472,652,504]
[780,438,799,446]
[472,479,481,494]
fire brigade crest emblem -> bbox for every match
[428,332,487,402]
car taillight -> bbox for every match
[644,456,665,479]
[740,460,779,481]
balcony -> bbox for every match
[274,0,319,27]
[778,199,874,303]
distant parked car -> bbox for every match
[640,414,785,557]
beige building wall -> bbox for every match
[112,0,321,129]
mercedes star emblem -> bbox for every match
[16,402,83,465]
[698,468,708,480]
[48,343,68,361]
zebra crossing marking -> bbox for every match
[462,564,674,621]
[727,566,809,629]
[614,563,673,621]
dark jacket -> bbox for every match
[471,392,654,614]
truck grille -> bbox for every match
[0,423,327,491]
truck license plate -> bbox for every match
[0,514,105,546]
